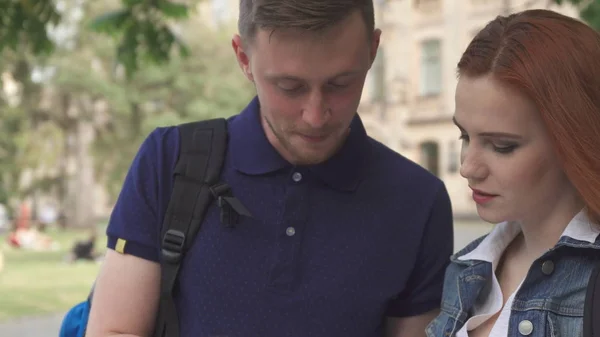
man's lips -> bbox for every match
[298,133,329,143]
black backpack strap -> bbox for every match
[585,262,600,337]
[153,118,229,337]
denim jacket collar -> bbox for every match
[427,210,600,337]
[451,209,600,267]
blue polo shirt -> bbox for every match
[106,96,454,337]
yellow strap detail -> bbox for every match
[115,238,127,254]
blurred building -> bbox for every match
[360,0,578,218]
[199,0,579,219]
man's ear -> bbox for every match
[232,34,254,82]
[369,28,382,68]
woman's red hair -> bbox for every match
[457,9,600,223]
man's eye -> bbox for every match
[280,86,301,92]
[330,82,349,88]
[277,81,303,92]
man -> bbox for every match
[65,229,101,263]
[85,1,454,336]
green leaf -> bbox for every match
[157,1,188,19]
[581,1,600,31]
[122,0,145,6]
[550,0,600,31]
[89,9,132,35]
[178,42,190,58]
[117,24,140,78]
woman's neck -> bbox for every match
[516,197,584,260]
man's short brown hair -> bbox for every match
[238,0,375,43]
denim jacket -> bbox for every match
[427,213,600,337]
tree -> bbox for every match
[0,87,64,212]
[84,28,255,201]
[0,0,254,227]
[552,0,600,30]
[0,0,196,77]
[45,3,253,216]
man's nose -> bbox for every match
[302,91,329,129]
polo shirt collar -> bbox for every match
[229,96,370,192]
[229,96,289,175]
[308,116,370,192]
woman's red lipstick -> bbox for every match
[471,188,498,204]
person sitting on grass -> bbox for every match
[65,229,102,263]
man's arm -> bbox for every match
[384,182,454,337]
[384,310,439,337]
[85,250,160,337]
[85,127,179,337]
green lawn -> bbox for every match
[0,227,106,322]
[0,219,490,322]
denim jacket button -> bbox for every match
[541,260,555,275]
[518,320,534,335]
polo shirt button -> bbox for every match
[286,227,296,236]
[292,172,302,182]
[518,320,534,335]
[541,260,554,275]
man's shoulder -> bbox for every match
[366,137,443,187]
[132,126,181,171]
[148,125,180,147]
[136,116,238,173]
[136,116,240,176]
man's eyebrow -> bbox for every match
[452,116,523,139]
[330,70,361,78]
[265,70,361,81]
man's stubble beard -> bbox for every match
[262,114,341,166]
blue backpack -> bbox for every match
[59,118,252,337]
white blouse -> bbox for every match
[455,210,600,337]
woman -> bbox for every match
[426,9,600,337]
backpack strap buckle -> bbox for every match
[209,182,231,198]
[209,182,253,228]
[161,229,185,264]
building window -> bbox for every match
[420,141,439,176]
[448,140,459,173]
[419,39,442,96]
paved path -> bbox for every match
[0,312,66,337]
[0,223,492,337]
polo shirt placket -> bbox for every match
[268,167,310,293]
